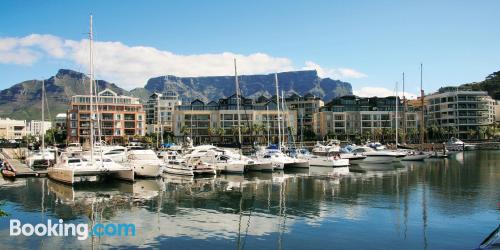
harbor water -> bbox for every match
[0,150,499,249]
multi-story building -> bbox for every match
[173,94,297,145]
[67,89,146,144]
[27,120,52,137]
[313,95,420,140]
[285,93,324,139]
[426,87,496,138]
[0,118,27,140]
[54,113,67,129]
[145,90,182,134]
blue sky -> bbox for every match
[0,0,499,97]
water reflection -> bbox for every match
[0,151,499,249]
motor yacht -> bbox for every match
[123,149,163,178]
[350,146,398,164]
[445,137,476,151]
[164,155,216,176]
[311,139,341,156]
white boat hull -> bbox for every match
[304,156,349,167]
[133,164,162,177]
[246,162,274,172]
[362,155,396,164]
[164,167,194,176]
[402,154,430,161]
[47,167,74,184]
[216,163,245,174]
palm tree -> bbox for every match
[486,124,496,139]
[181,126,191,141]
[374,128,383,141]
[467,129,476,140]
[478,126,487,140]
[207,127,216,143]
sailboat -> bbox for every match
[47,15,134,184]
[27,80,55,168]
[396,68,430,161]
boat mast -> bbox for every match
[281,90,286,146]
[275,73,281,151]
[41,79,45,158]
[395,81,399,147]
[402,72,407,144]
[420,63,425,147]
[89,14,95,164]
[234,59,242,147]
[156,93,160,149]
[266,105,270,146]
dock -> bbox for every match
[0,148,47,177]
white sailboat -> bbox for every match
[47,15,134,184]
[27,80,55,168]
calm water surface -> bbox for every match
[0,150,499,249]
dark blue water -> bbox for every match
[0,150,499,249]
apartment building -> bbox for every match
[0,118,27,140]
[173,94,297,145]
[426,87,495,138]
[67,89,146,144]
[145,90,182,134]
[285,93,324,139]
[313,95,420,139]
[27,120,52,137]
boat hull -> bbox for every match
[362,155,396,164]
[216,163,245,174]
[133,164,162,178]
[402,154,430,161]
[245,162,274,172]
[47,167,74,184]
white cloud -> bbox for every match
[354,86,418,99]
[302,61,367,79]
[0,34,366,89]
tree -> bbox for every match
[478,126,487,140]
[207,127,216,143]
[216,127,225,143]
[486,124,496,139]
[181,126,191,141]
[467,129,476,140]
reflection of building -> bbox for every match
[67,89,146,144]
[27,120,52,137]
[426,87,496,138]
[0,118,27,140]
[173,94,297,145]
[145,91,182,134]
[54,113,67,129]
[313,95,420,138]
[284,93,324,139]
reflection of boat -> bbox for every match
[402,151,430,161]
[309,166,349,176]
[354,162,398,171]
[445,137,476,151]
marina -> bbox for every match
[0,150,498,249]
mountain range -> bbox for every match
[0,69,352,121]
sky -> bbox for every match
[0,0,499,99]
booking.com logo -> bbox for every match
[10,219,136,240]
